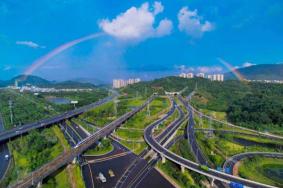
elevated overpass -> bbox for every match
[0,95,114,143]
[10,95,155,188]
[144,95,279,188]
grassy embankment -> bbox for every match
[238,157,283,187]
[195,131,283,167]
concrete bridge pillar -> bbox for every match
[37,181,42,188]
[181,165,185,173]
[72,157,77,164]
[161,155,166,164]
[104,136,107,139]
[113,129,116,133]
[210,178,215,187]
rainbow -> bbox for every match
[24,32,103,76]
[218,58,245,81]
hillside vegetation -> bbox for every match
[122,76,283,132]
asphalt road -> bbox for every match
[0,95,114,143]
[144,103,278,188]
[0,114,10,180]
[179,95,226,188]
[11,95,155,188]
[117,100,185,188]
[223,152,283,175]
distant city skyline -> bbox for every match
[1,0,283,81]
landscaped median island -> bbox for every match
[113,96,171,154]
[77,96,146,127]
[238,157,283,187]
[84,138,114,156]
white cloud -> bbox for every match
[16,41,45,49]
[153,1,164,15]
[242,62,255,67]
[98,2,172,41]
[155,18,173,37]
[178,7,214,38]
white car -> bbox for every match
[98,172,106,183]
[4,155,9,160]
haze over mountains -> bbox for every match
[1,64,282,88]
[0,75,96,88]
[225,64,283,80]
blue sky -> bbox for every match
[1,0,283,82]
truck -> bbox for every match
[229,182,244,188]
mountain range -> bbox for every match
[1,64,282,87]
[0,75,96,88]
[225,64,283,80]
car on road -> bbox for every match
[4,154,9,160]
[98,172,107,183]
[108,169,115,177]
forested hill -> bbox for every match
[225,64,283,80]
[122,76,283,132]
[0,75,96,88]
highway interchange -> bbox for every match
[10,95,155,188]
[0,91,283,188]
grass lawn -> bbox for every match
[115,97,171,154]
[42,168,71,188]
[79,97,147,127]
[195,130,283,168]
[115,129,144,140]
[239,157,283,187]
[171,139,195,161]
[199,108,226,121]
[71,164,85,188]
[84,138,113,156]
[53,125,71,150]
[120,140,147,155]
